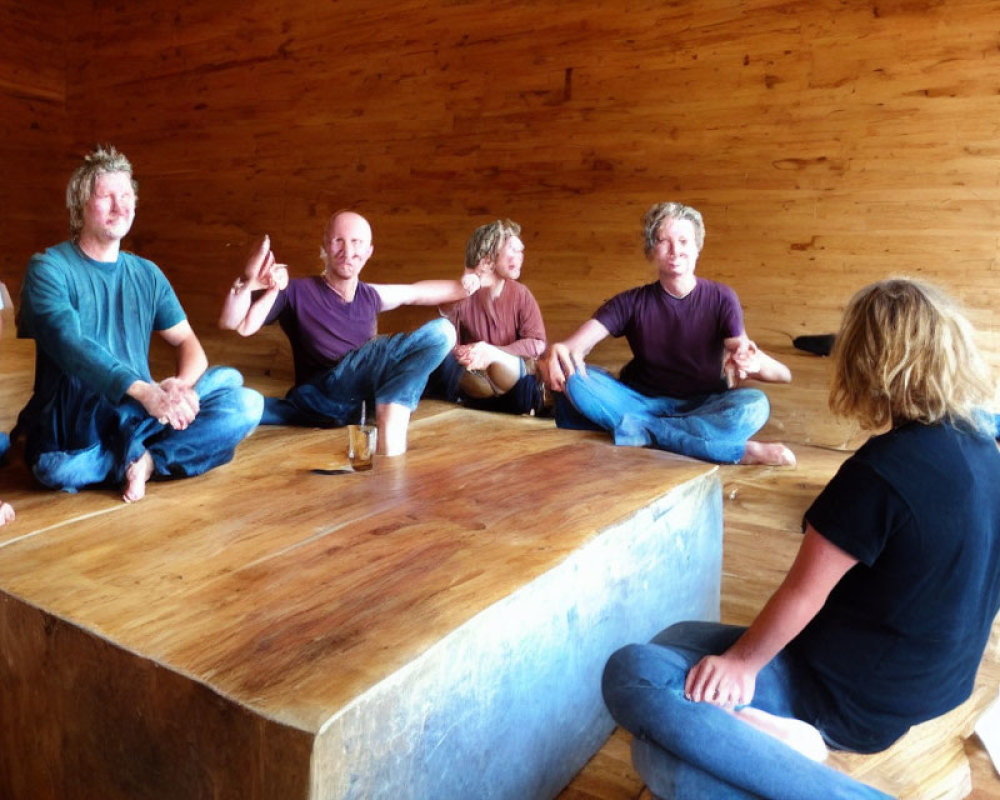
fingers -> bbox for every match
[685,656,753,708]
[552,345,582,387]
[245,234,271,280]
[540,355,567,392]
[272,264,289,290]
[155,380,200,430]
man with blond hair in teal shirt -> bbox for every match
[14,145,262,503]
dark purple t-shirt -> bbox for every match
[593,279,744,398]
[265,276,382,386]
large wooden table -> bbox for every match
[0,339,723,799]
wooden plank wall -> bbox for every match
[1,0,72,307]
[3,0,999,378]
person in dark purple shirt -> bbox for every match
[538,202,794,465]
[220,210,479,456]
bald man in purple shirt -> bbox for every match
[220,210,479,456]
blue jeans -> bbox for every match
[263,318,455,426]
[602,622,895,800]
[32,366,263,491]
[557,368,770,463]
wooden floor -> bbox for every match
[2,332,1000,798]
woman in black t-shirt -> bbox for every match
[602,278,1000,799]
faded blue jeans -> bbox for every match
[263,318,455,426]
[31,366,263,491]
[557,367,770,463]
[602,622,896,800]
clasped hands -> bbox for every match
[134,377,200,430]
[453,341,494,371]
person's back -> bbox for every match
[794,419,1000,751]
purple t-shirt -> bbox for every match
[265,276,382,386]
[593,279,744,398]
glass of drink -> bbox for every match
[348,424,377,471]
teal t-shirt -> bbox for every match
[19,240,186,401]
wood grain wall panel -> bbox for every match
[0,0,70,304]
[3,0,998,376]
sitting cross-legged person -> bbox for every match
[14,145,263,503]
[219,210,481,456]
[538,201,794,466]
[427,219,548,415]
[602,278,1000,799]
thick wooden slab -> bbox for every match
[0,335,722,798]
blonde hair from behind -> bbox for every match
[830,278,994,432]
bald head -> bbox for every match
[322,210,374,281]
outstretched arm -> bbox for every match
[374,275,480,312]
[537,319,610,392]
[724,336,792,387]
[685,525,857,708]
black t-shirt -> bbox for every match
[795,421,1000,752]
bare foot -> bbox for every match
[732,706,828,762]
[741,441,796,467]
[122,452,154,503]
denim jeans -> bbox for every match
[602,622,895,800]
[32,366,263,491]
[557,367,770,463]
[263,318,455,426]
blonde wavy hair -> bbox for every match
[465,219,521,269]
[66,145,136,236]
[642,202,705,258]
[830,278,994,432]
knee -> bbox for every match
[743,387,769,416]
[426,317,457,350]
[651,620,713,647]
[239,388,265,426]
[199,365,245,393]
[602,643,648,712]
